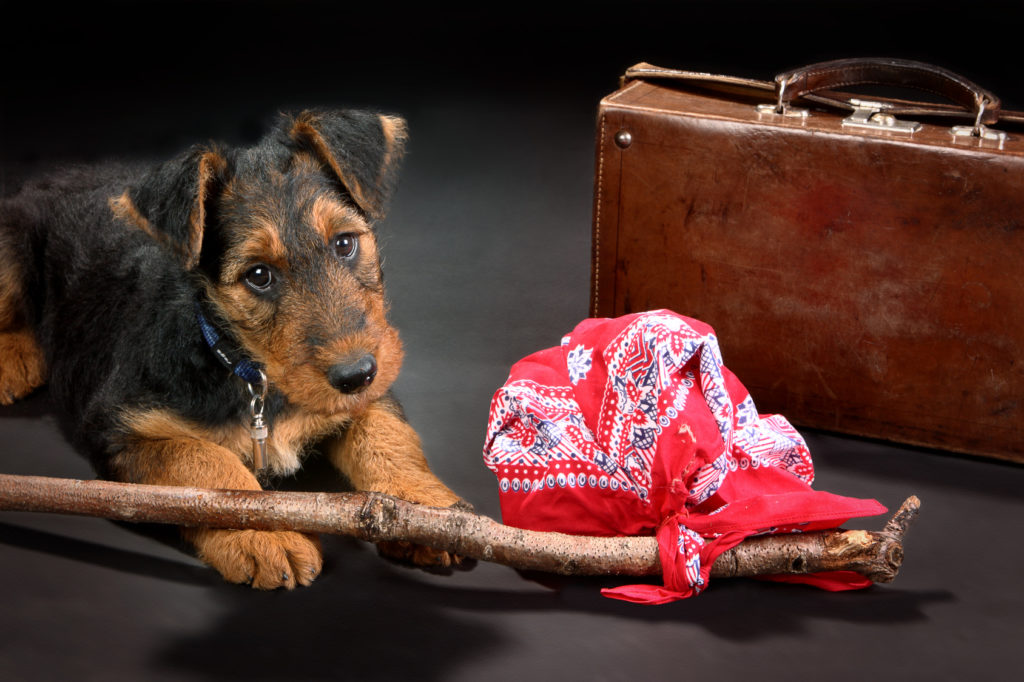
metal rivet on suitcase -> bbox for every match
[614,130,633,148]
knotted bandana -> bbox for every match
[483,310,885,603]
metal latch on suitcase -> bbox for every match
[950,124,1008,147]
[949,98,1009,147]
[841,99,921,134]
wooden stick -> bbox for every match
[0,473,919,583]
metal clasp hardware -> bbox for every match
[756,103,810,119]
[950,125,1008,149]
[949,96,1008,149]
[842,99,921,134]
[247,369,269,472]
[758,78,810,119]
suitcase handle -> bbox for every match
[774,58,1000,127]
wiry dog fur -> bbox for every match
[0,110,466,589]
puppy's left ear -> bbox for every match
[287,110,408,220]
[126,146,228,270]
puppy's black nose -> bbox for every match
[328,354,378,394]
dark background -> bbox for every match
[2,1,1022,680]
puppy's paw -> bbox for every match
[192,528,323,590]
[0,331,46,404]
[376,540,475,574]
[375,500,477,573]
[449,499,476,514]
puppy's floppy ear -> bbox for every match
[126,146,227,270]
[286,110,408,220]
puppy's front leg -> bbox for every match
[326,395,468,568]
[112,431,322,589]
[0,329,46,404]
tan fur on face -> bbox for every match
[207,185,398,418]
[220,219,289,283]
[242,281,404,418]
[310,194,369,244]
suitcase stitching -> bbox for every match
[593,113,607,316]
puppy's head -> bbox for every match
[126,110,409,416]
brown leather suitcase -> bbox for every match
[591,58,1024,462]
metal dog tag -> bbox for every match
[248,372,269,472]
[249,408,268,472]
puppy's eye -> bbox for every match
[244,264,274,292]
[332,233,358,261]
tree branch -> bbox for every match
[0,474,919,583]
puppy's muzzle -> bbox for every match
[327,354,378,394]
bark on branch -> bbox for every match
[0,474,919,584]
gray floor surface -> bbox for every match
[2,2,1021,680]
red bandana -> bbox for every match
[483,311,886,603]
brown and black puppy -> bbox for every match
[0,110,465,588]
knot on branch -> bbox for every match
[356,493,401,542]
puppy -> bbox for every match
[0,110,465,588]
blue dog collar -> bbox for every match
[194,301,265,386]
